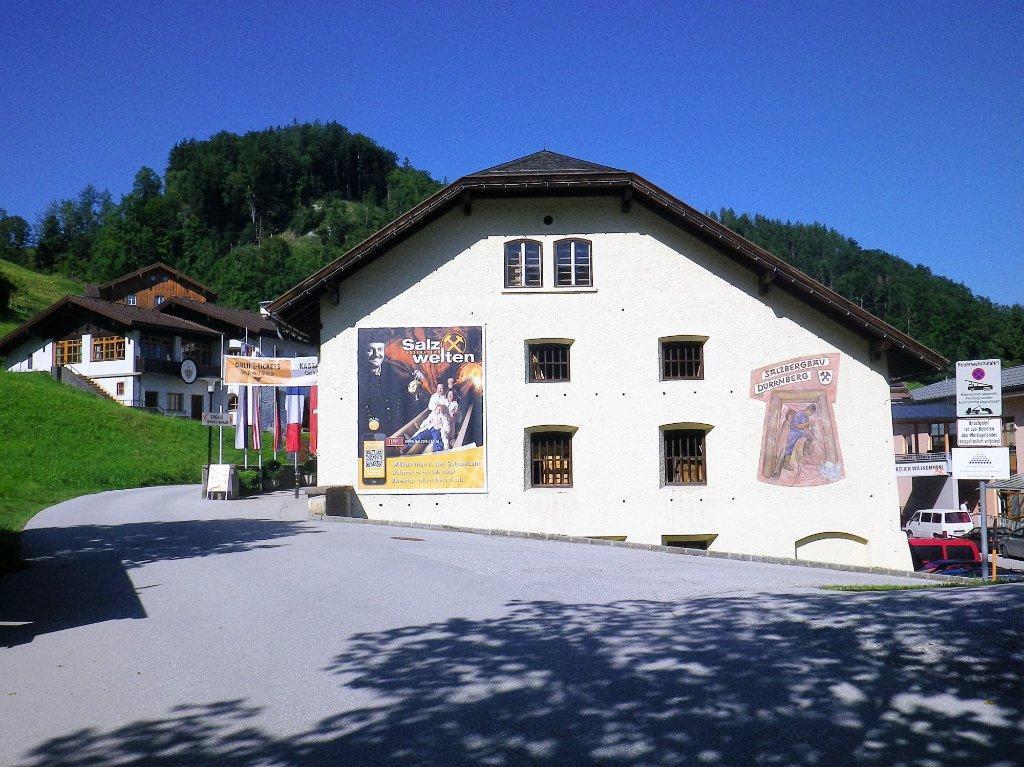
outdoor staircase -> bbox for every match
[51,366,120,404]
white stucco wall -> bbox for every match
[314,196,911,569]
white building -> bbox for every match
[1,262,314,419]
[269,151,946,569]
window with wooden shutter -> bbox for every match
[530,431,573,487]
[663,429,707,485]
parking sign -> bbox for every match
[955,359,1001,418]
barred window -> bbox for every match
[167,392,184,412]
[661,340,704,380]
[528,343,570,382]
[92,336,126,361]
[663,429,706,485]
[505,240,542,288]
[530,431,573,487]
[55,339,82,365]
[554,239,592,287]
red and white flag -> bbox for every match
[309,385,318,455]
[285,387,305,453]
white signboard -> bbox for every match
[951,447,1010,480]
[956,417,1002,447]
[207,463,232,493]
[894,460,948,477]
[955,359,1001,417]
[202,412,231,426]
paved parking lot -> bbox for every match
[2,485,1022,766]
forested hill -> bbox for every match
[0,122,442,308]
[0,123,1019,369]
[712,210,1024,368]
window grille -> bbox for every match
[664,429,706,485]
[528,343,570,382]
[554,239,592,287]
[505,240,542,288]
[530,431,573,487]
[661,340,704,380]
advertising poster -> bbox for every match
[750,353,844,487]
[357,326,485,492]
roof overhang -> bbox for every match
[268,170,948,376]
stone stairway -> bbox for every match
[51,366,119,403]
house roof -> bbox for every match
[891,401,957,422]
[97,261,218,300]
[0,295,219,355]
[473,150,624,176]
[267,151,948,376]
[156,296,278,336]
[911,364,1024,402]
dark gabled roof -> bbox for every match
[911,365,1024,402]
[891,401,957,422]
[474,150,624,176]
[97,261,218,300]
[156,296,278,335]
[268,151,948,376]
[0,295,219,354]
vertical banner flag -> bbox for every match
[249,385,263,451]
[272,388,282,453]
[285,387,306,453]
[357,326,485,492]
[234,385,248,450]
[309,385,318,455]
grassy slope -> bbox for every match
[0,371,254,572]
[0,259,82,338]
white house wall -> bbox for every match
[316,195,912,570]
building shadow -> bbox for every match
[0,518,316,647]
[12,587,1024,765]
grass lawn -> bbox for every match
[0,259,83,338]
[0,370,286,574]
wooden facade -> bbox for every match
[104,271,210,309]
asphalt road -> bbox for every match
[1,486,1022,766]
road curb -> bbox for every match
[316,514,968,583]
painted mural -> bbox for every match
[357,326,485,492]
[750,354,844,487]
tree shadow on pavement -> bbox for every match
[0,519,316,647]
[12,588,1024,766]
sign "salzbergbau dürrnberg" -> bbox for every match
[956,417,1002,447]
[955,359,1001,417]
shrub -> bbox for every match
[237,469,261,495]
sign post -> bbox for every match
[955,359,1003,582]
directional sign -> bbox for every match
[951,447,1010,480]
[202,412,231,426]
[955,359,1001,418]
[956,417,1002,447]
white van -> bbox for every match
[904,509,973,538]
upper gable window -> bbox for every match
[126,294,137,306]
[505,240,542,288]
[154,295,165,306]
[554,239,592,287]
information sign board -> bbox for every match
[956,417,1002,448]
[955,359,1001,417]
[207,463,232,493]
[202,412,231,426]
[951,447,1010,480]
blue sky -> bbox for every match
[1,1,1021,303]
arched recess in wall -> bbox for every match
[794,531,869,567]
